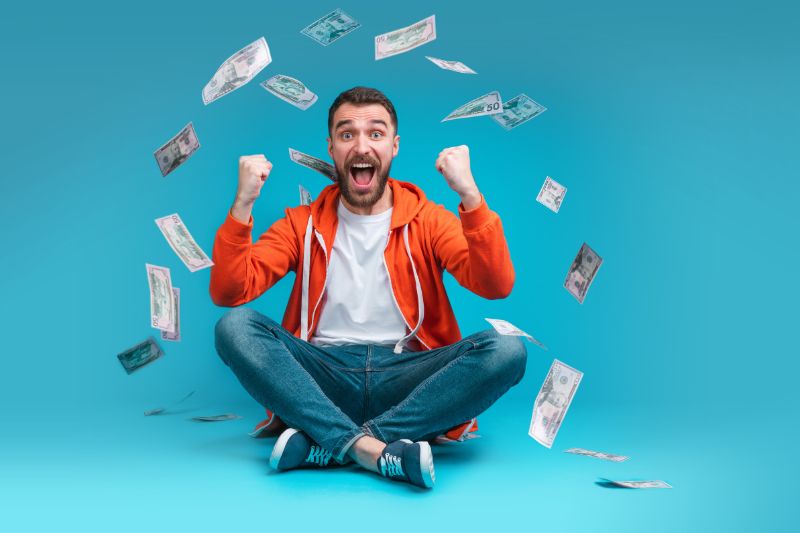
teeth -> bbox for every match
[351,163,373,168]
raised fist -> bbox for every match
[435,145,480,203]
[236,154,273,205]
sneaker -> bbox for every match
[269,428,350,470]
[376,439,435,489]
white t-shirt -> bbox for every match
[311,201,408,346]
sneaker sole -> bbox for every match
[418,441,435,488]
[269,427,300,470]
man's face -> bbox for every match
[328,103,399,209]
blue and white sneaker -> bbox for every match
[269,428,350,470]
[376,439,435,489]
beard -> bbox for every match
[335,154,392,209]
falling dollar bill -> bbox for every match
[301,8,361,46]
[202,37,272,105]
[529,359,583,448]
[565,448,629,462]
[608,480,672,489]
[492,94,547,130]
[375,15,436,60]
[564,243,603,304]
[261,75,318,110]
[442,91,503,122]
[425,55,477,74]
[536,176,567,213]
[299,184,313,206]
[191,413,242,422]
[485,318,547,350]
[161,287,181,342]
[154,122,200,177]
[146,263,176,333]
[155,213,214,272]
[117,337,164,375]
[144,390,195,416]
[289,148,336,181]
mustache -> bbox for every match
[344,155,381,170]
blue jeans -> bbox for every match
[214,307,527,462]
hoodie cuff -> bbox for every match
[218,209,254,244]
[458,194,493,232]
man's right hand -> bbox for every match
[232,154,272,222]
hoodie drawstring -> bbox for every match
[393,224,425,354]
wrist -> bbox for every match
[459,188,482,210]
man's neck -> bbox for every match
[340,183,393,216]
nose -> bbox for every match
[355,132,370,154]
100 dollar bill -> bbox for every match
[492,94,547,130]
[289,148,336,181]
[529,359,583,448]
[301,8,361,46]
[155,213,213,272]
[202,37,272,105]
[375,15,436,60]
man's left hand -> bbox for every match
[435,145,482,209]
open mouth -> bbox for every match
[348,162,377,191]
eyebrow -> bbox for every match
[334,119,389,131]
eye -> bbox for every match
[341,132,353,140]
[370,131,383,139]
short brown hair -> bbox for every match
[328,86,398,134]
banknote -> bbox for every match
[144,390,195,416]
[155,213,214,272]
[485,318,547,350]
[261,75,318,110]
[154,122,200,177]
[434,432,481,444]
[117,337,164,375]
[491,94,547,130]
[536,176,567,213]
[608,480,672,489]
[529,359,583,448]
[442,91,503,122]
[425,55,477,74]
[301,8,361,46]
[289,148,336,181]
[564,243,603,304]
[161,287,181,342]
[191,414,242,422]
[146,263,176,333]
[565,448,629,462]
[202,37,272,105]
[299,184,313,206]
[375,15,436,60]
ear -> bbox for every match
[327,136,333,159]
[392,134,400,157]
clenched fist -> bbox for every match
[231,154,273,222]
[435,145,482,209]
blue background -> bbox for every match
[1,0,797,530]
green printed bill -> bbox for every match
[442,91,503,122]
[191,413,243,422]
[289,147,336,181]
[485,318,547,350]
[536,176,567,213]
[154,122,200,177]
[202,37,272,105]
[564,243,602,304]
[492,94,547,130]
[606,480,672,489]
[161,287,181,342]
[564,448,629,462]
[117,336,164,374]
[425,55,476,74]
[375,15,436,60]
[155,213,213,272]
[301,8,361,46]
[299,184,313,206]
[261,75,317,110]
[146,263,176,333]
[529,359,583,448]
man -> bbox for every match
[211,86,526,489]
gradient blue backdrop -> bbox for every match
[1,0,797,531]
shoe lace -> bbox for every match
[305,445,332,466]
[380,452,405,478]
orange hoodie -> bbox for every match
[210,178,515,438]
